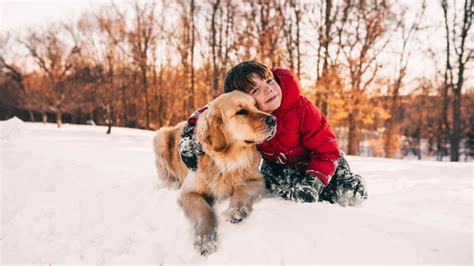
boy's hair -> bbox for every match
[224,61,273,93]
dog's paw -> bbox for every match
[194,232,218,256]
[223,206,250,223]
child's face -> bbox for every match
[248,74,282,113]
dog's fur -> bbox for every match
[153,90,276,255]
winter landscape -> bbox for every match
[2,0,473,264]
[2,118,472,265]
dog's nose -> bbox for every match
[265,116,276,127]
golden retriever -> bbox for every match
[153,90,276,256]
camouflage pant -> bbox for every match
[260,155,368,206]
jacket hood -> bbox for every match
[272,68,301,117]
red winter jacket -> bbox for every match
[257,69,340,185]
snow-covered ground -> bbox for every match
[2,118,473,265]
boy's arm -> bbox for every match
[300,102,340,185]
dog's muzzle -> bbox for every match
[263,115,277,142]
[265,115,276,127]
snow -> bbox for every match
[2,118,473,265]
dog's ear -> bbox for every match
[196,108,229,153]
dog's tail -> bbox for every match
[153,128,182,189]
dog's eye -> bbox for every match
[235,108,248,115]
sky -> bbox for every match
[1,0,95,31]
[0,0,444,33]
[0,0,471,91]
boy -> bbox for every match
[180,61,367,206]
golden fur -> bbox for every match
[153,90,276,255]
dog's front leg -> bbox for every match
[180,191,218,256]
[224,178,264,223]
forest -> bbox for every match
[0,0,472,161]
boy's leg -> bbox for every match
[319,154,368,206]
[260,160,319,203]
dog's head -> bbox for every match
[196,90,276,153]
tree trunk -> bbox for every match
[121,87,128,124]
[436,123,444,161]
[347,113,360,155]
[441,83,450,160]
[383,125,395,158]
[152,59,160,129]
[417,119,423,160]
[295,7,301,80]
[416,136,422,160]
[141,65,150,130]
[315,0,332,117]
[384,96,398,158]
[105,104,114,134]
[427,124,435,156]
[450,89,461,161]
[190,0,196,110]
[42,112,48,123]
[56,111,62,128]
[212,72,219,98]
[158,65,166,127]
[449,0,469,161]
[210,0,220,98]
[385,68,404,158]
[28,110,35,122]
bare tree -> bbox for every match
[176,0,197,112]
[441,0,473,161]
[86,10,128,133]
[338,2,393,155]
[98,1,162,130]
[208,0,236,98]
[0,35,25,93]
[310,0,349,115]
[247,0,284,67]
[127,1,161,129]
[384,1,426,158]
[279,0,303,78]
[0,34,27,119]
[21,24,80,128]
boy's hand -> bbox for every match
[272,175,324,203]
[293,176,324,203]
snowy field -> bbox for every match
[1,118,473,265]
